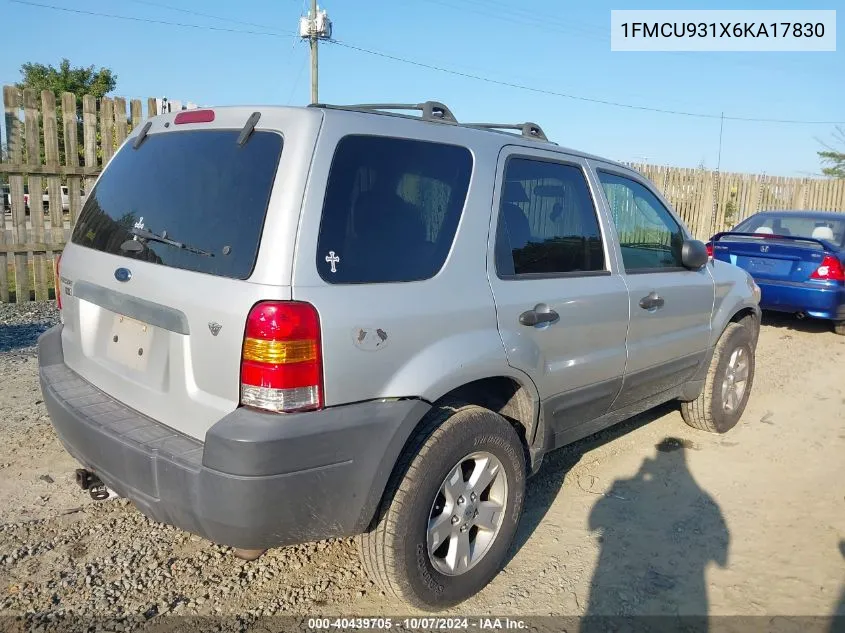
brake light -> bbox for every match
[240,301,323,413]
[705,242,714,258]
[174,109,215,124]
[54,252,62,310]
[810,255,845,282]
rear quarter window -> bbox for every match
[315,135,473,284]
[71,129,283,280]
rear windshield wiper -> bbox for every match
[122,227,215,257]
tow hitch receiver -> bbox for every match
[75,468,110,501]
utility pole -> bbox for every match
[299,3,332,105]
[310,0,318,104]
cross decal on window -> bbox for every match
[325,251,340,273]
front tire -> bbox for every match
[681,322,756,433]
[357,403,526,610]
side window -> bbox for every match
[316,135,473,283]
[495,158,605,277]
[597,171,685,272]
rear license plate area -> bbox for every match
[106,314,154,372]
[740,256,793,276]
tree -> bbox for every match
[818,126,845,178]
[16,58,117,108]
[15,59,118,167]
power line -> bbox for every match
[327,39,845,125]
[10,0,296,37]
[123,0,286,33]
[11,0,844,126]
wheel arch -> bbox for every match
[355,373,541,534]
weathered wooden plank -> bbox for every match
[43,91,65,299]
[130,99,142,130]
[0,242,66,254]
[147,97,157,118]
[62,92,84,226]
[0,85,20,302]
[114,96,128,148]
[83,95,98,196]
[22,88,45,302]
[42,91,65,295]
[101,97,115,165]
[0,164,100,176]
[834,178,845,212]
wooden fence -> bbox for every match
[1,84,844,303]
[1,85,170,303]
[625,163,845,241]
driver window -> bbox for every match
[597,171,685,271]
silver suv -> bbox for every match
[38,101,761,609]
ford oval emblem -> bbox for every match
[114,267,132,282]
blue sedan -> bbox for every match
[707,210,845,335]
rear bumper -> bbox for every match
[755,279,845,321]
[37,324,430,549]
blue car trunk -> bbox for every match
[712,235,826,283]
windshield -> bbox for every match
[734,214,845,246]
[71,129,283,279]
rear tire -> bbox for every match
[681,322,755,433]
[834,321,845,336]
[357,403,526,610]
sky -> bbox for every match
[2,0,843,177]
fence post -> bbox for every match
[101,97,115,165]
[130,99,142,130]
[82,95,98,195]
[114,97,128,148]
[62,92,82,227]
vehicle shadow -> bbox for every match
[508,401,677,563]
[760,311,834,334]
[832,541,845,631]
[0,322,54,353]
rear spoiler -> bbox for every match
[711,231,834,250]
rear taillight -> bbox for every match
[54,252,62,310]
[705,242,714,258]
[240,301,323,413]
[810,255,845,282]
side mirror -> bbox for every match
[681,239,709,270]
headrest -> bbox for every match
[754,227,774,235]
[811,225,835,241]
[502,181,529,204]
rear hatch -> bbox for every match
[57,107,321,440]
[710,232,835,284]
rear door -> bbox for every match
[592,164,714,410]
[487,148,629,446]
[57,107,322,441]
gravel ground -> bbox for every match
[0,302,843,631]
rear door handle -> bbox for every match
[639,292,665,311]
[519,305,559,326]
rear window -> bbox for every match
[71,129,283,279]
[316,135,473,283]
[734,214,845,246]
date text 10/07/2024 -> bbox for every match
[307,617,528,630]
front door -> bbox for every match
[487,148,630,448]
[591,165,714,410]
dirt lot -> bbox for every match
[0,302,843,628]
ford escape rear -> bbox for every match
[39,101,761,609]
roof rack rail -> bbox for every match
[313,101,458,123]
[464,122,549,142]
